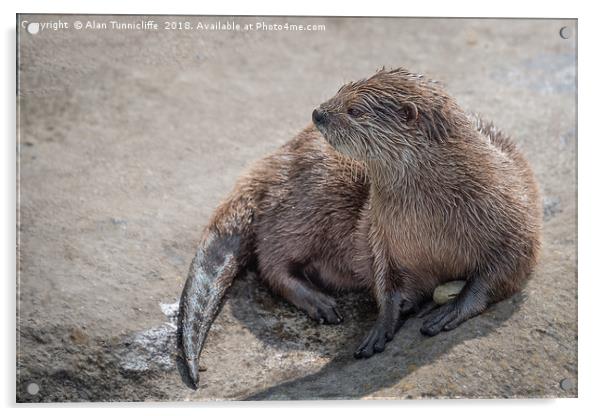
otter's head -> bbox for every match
[312,67,461,162]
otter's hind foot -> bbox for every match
[262,266,344,325]
[299,290,344,325]
[420,284,487,336]
[277,276,343,324]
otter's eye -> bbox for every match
[347,107,363,118]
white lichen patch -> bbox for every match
[119,300,180,372]
[160,301,180,322]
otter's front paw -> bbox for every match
[420,293,486,336]
[354,321,395,358]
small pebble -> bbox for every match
[26,382,39,395]
[433,280,466,305]
[560,378,575,391]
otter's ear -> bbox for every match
[401,102,418,124]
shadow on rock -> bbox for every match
[227,272,526,400]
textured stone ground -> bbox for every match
[16,16,576,401]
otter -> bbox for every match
[177,67,542,388]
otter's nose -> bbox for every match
[312,108,327,125]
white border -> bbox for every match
[0,0,584,17]
[3,1,600,415]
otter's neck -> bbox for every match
[366,146,442,196]
[366,133,484,206]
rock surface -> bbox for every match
[16,16,577,401]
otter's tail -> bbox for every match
[177,181,257,389]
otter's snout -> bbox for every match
[312,108,327,125]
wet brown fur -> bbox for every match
[177,67,542,387]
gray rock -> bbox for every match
[543,196,562,221]
[560,378,575,391]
